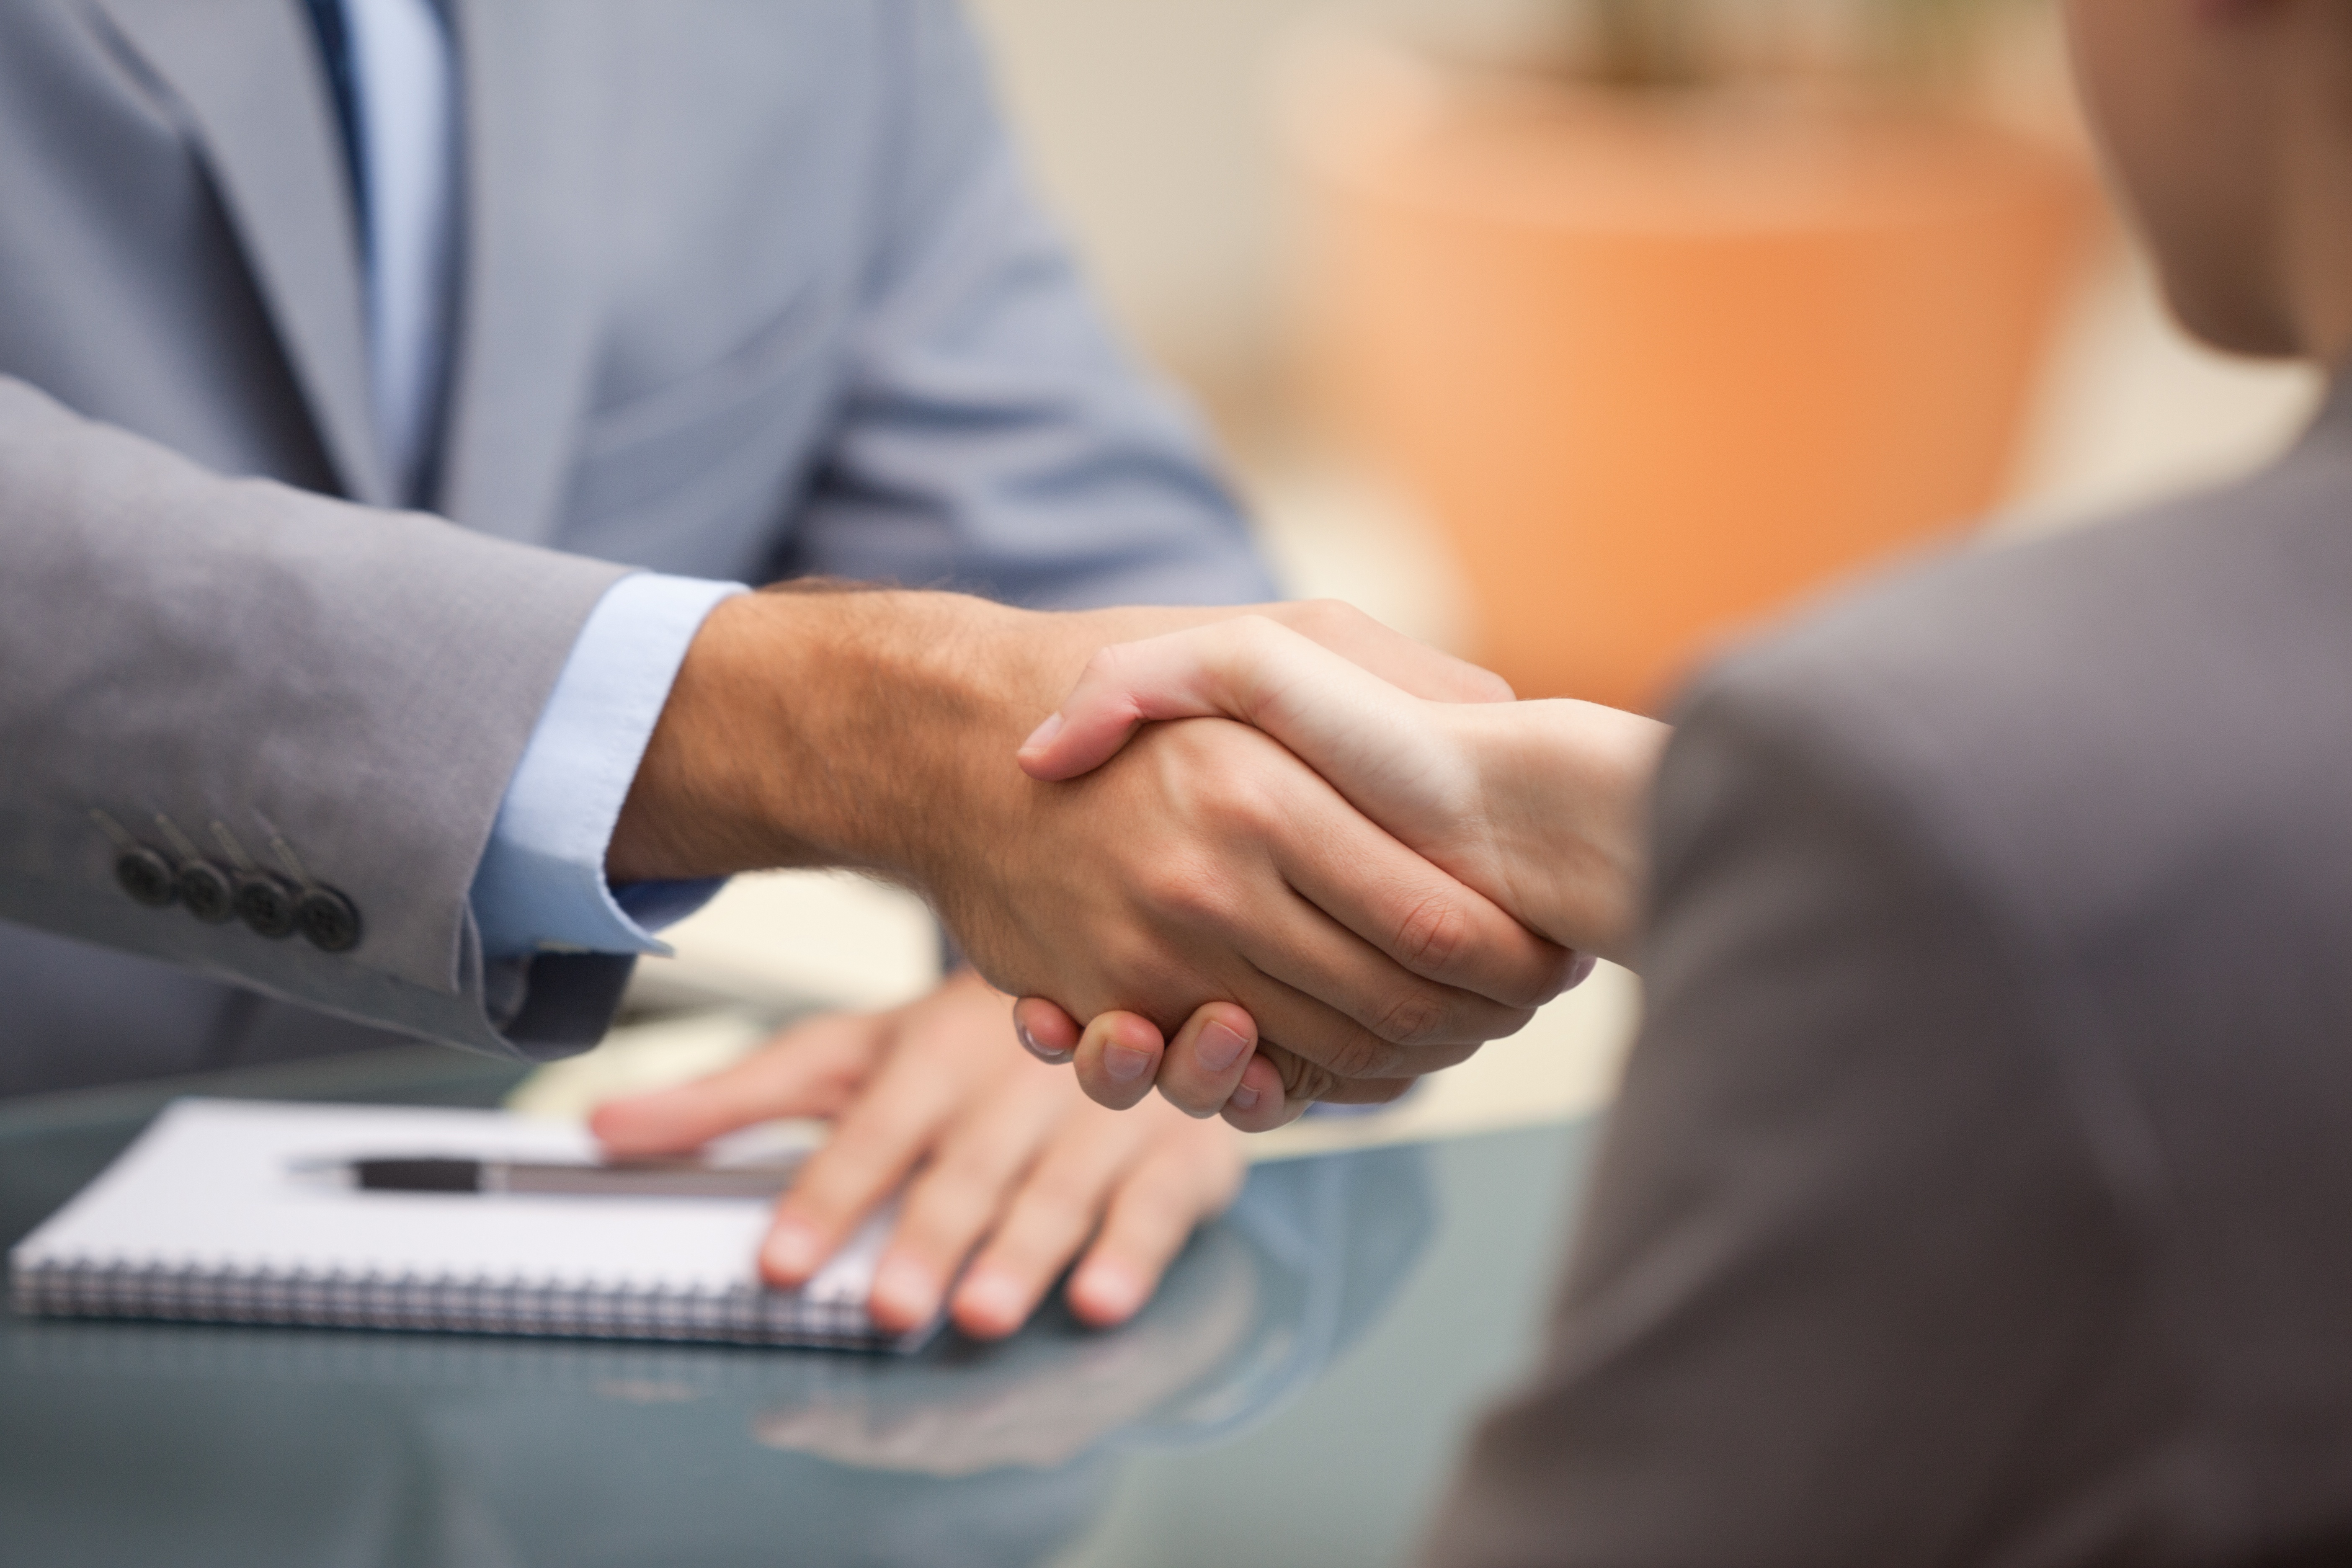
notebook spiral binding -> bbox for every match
[8,1256,890,1350]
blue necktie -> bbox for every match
[300,0,371,251]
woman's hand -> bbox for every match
[1012,616,1669,1127]
[1019,616,1662,961]
[590,968,1245,1338]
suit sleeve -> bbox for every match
[1421,675,2163,1567]
[0,375,639,1061]
[778,0,1280,612]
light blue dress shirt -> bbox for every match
[335,0,739,960]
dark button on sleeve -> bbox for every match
[177,861,236,924]
[297,887,362,953]
[234,873,302,939]
[115,848,178,908]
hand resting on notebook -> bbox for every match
[1010,616,1671,1129]
[591,967,1241,1339]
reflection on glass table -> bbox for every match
[0,1047,1596,1568]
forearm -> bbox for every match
[609,586,1229,891]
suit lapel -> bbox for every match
[93,0,390,507]
[436,0,612,544]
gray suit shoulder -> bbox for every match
[1674,428,2352,968]
[1638,423,2352,1559]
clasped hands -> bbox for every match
[1007,614,1666,1130]
[596,589,1663,1339]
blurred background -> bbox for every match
[565,0,2321,1131]
[965,0,2316,673]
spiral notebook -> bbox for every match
[7,1098,935,1353]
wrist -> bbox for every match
[1456,699,1668,966]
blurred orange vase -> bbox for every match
[1292,39,2102,714]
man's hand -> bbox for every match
[590,968,1243,1338]
[1006,616,1670,1127]
[607,591,1578,1102]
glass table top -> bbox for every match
[0,1046,1597,1568]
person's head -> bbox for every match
[2067,0,2352,364]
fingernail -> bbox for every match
[1019,712,1064,753]
[957,1267,1025,1334]
[870,1256,940,1324]
[1103,1040,1155,1083]
[1016,1018,1073,1066]
[1228,1083,1261,1114]
[1195,1021,1249,1073]
[763,1221,819,1282]
[1073,1260,1143,1324]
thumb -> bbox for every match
[1018,615,1367,781]
[1018,616,1443,803]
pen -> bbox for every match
[296,1156,803,1199]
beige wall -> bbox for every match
[967,0,1547,374]
[967,1,2315,538]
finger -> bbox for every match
[1122,716,1573,1020]
[1265,789,1576,1013]
[1020,615,1472,784]
[1017,615,1302,782]
[1070,1010,1168,1112]
[1219,1050,1300,1133]
[1150,1001,1259,1118]
[759,1036,974,1287]
[1268,1055,1419,1108]
[863,1071,1067,1333]
[1065,1122,1245,1328]
[949,1113,1150,1339]
[589,1012,882,1158]
[1012,995,1082,1065]
[1221,1044,1416,1132]
[1220,876,1532,1078]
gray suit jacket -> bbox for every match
[1426,385,2352,1565]
[0,0,1272,1096]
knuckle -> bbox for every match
[1271,1050,1343,1106]
[1092,926,1172,995]
[1369,983,1454,1050]
[1196,764,1286,836]
[1312,1026,1402,1083]
[1136,856,1249,943]
[1389,890,1472,977]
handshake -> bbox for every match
[613,588,1669,1132]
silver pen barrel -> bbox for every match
[487,1160,804,1199]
